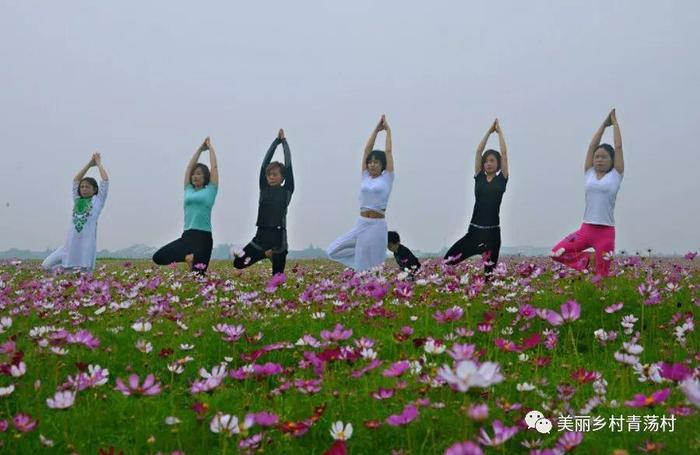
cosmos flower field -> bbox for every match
[0,255,698,454]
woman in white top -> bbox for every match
[327,115,394,271]
[551,109,624,277]
[42,153,109,271]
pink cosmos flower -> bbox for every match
[447,343,476,361]
[383,360,410,377]
[66,330,100,349]
[46,390,76,409]
[115,374,162,396]
[12,413,38,432]
[544,300,581,326]
[433,306,464,324]
[604,302,624,313]
[444,441,484,455]
[320,324,353,342]
[556,432,584,452]
[250,411,279,427]
[625,388,671,407]
[265,273,286,293]
[213,324,245,342]
[685,251,697,260]
[371,388,395,400]
[386,404,418,426]
[477,420,518,446]
[467,403,489,421]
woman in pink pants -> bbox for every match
[551,109,625,277]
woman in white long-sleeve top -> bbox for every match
[43,153,109,271]
[327,115,395,271]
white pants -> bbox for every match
[42,246,66,270]
[327,217,388,271]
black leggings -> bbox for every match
[153,229,213,273]
[444,226,501,274]
[234,227,287,275]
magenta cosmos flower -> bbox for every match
[320,324,353,342]
[386,404,418,426]
[12,413,38,432]
[115,374,162,396]
[625,388,671,407]
[544,300,581,326]
[444,441,484,455]
[477,420,518,446]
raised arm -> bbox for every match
[382,115,394,173]
[475,121,496,176]
[73,156,95,182]
[260,134,282,189]
[93,153,109,181]
[362,116,384,172]
[610,109,624,175]
[184,140,206,187]
[205,137,219,186]
[494,119,508,178]
[279,129,294,193]
[585,112,611,172]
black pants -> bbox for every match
[233,227,287,275]
[153,229,213,273]
[444,226,501,274]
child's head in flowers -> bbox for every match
[387,231,400,253]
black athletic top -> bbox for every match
[394,244,421,271]
[257,138,294,228]
[469,172,507,227]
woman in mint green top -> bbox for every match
[153,137,219,273]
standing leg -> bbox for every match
[271,250,288,275]
[483,228,501,275]
[42,246,66,270]
[443,230,484,265]
[591,226,615,277]
[327,222,362,269]
[355,220,387,271]
[551,224,593,271]
[191,232,213,274]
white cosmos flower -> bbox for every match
[424,339,446,355]
[438,360,504,392]
[516,382,536,392]
[46,390,76,409]
[39,434,54,447]
[179,344,195,350]
[209,413,240,436]
[165,416,181,425]
[330,421,353,441]
[136,339,153,353]
[10,361,26,377]
[131,321,152,332]
[0,384,15,397]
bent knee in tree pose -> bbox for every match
[444,119,509,276]
[152,137,219,274]
[43,152,109,272]
[234,129,294,276]
[327,115,395,271]
[551,109,625,277]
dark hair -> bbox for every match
[388,231,400,245]
[191,163,211,186]
[366,150,387,172]
[266,161,286,181]
[481,149,502,172]
[78,177,99,197]
[595,143,615,170]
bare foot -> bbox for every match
[264,250,273,258]
[185,254,194,269]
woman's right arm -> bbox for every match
[184,140,206,187]
[474,121,495,176]
[362,116,383,172]
[585,111,611,171]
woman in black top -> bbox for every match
[234,129,294,276]
[444,119,509,275]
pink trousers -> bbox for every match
[551,223,615,277]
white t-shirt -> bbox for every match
[583,168,622,226]
[359,170,394,214]
[63,180,109,269]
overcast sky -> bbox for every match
[1,1,698,254]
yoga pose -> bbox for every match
[234,129,294,276]
[42,153,109,271]
[152,137,219,273]
[388,231,421,274]
[551,109,624,277]
[444,119,509,275]
[327,115,394,271]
